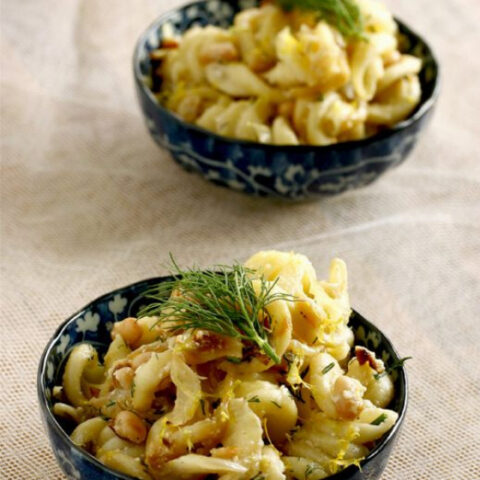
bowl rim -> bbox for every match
[38,275,408,480]
[132,0,440,152]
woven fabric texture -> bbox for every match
[1,0,479,479]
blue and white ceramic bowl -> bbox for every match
[38,275,408,480]
[133,0,439,200]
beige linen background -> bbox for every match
[1,0,479,478]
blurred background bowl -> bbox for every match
[38,275,408,480]
[134,0,439,200]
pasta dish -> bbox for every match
[53,251,399,479]
[149,0,422,146]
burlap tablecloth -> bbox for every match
[1,0,479,478]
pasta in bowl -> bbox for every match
[151,0,422,146]
[38,251,408,480]
[133,0,439,198]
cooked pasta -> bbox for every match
[149,0,422,145]
[53,251,399,479]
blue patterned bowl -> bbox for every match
[133,0,439,199]
[38,275,408,480]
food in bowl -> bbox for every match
[148,0,422,146]
[51,251,405,479]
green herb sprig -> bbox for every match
[374,356,412,380]
[321,362,335,375]
[370,413,387,426]
[139,257,294,364]
[276,0,364,38]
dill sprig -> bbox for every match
[139,257,294,364]
[374,356,412,380]
[370,413,387,426]
[321,362,335,375]
[275,0,364,38]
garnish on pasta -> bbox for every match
[148,0,423,146]
[53,251,401,480]
[139,259,295,364]
[276,0,363,38]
